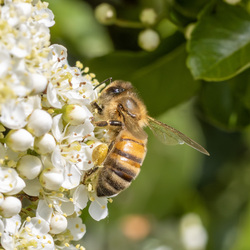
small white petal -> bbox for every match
[0,167,18,193]
[23,178,41,196]
[3,215,21,235]
[36,200,53,222]
[62,163,80,189]
[51,147,65,170]
[46,83,62,108]
[73,185,88,210]
[0,101,27,129]
[49,213,67,234]
[67,217,86,241]
[33,8,55,27]
[66,120,94,144]
[5,176,25,195]
[89,196,108,221]
[51,114,64,142]
[58,201,75,216]
[26,217,50,235]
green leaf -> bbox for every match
[187,1,250,81]
[86,35,200,115]
[198,69,250,130]
[130,46,200,115]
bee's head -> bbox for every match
[98,80,133,101]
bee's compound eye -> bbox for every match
[107,86,125,94]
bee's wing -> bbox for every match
[124,115,148,140]
[147,116,209,156]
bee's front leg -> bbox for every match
[91,101,103,115]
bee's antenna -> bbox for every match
[94,77,113,90]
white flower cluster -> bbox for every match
[0,0,108,249]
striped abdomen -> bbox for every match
[96,130,147,197]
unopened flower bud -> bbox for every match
[17,155,43,179]
[95,3,116,25]
[50,213,68,234]
[140,8,157,25]
[138,29,160,51]
[27,109,53,137]
[39,167,64,190]
[0,196,22,218]
[6,129,34,152]
[34,133,56,154]
[30,73,47,94]
[62,104,89,125]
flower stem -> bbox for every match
[114,19,144,28]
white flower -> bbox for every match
[0,0,110,248]
[5,175,25,196]
[1,215,54,250]
[0,215,21,250]
[33,7,55,27]
[0,100,27,129]
[0,166,25,194]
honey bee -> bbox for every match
[85,80,209,197]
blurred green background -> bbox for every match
[46,0,250,249]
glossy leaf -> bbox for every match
[187,1,250,81]
[198,69,250,130]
